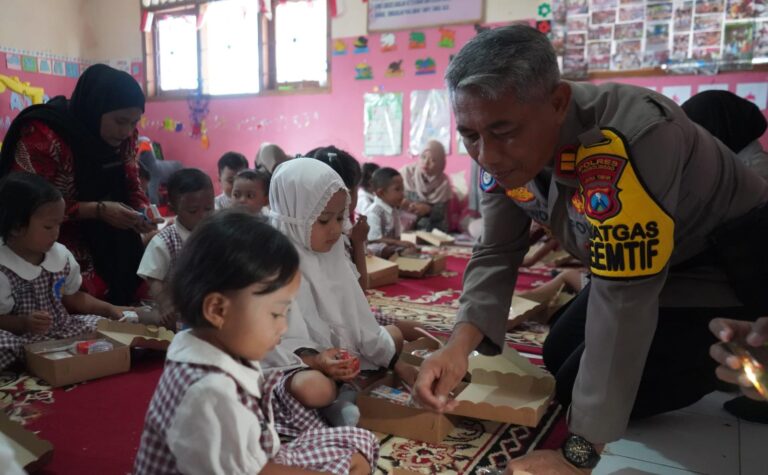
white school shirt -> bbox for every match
[214,193,232,211]
[137,222,192,281]
[355,189,375,216]
[0,242,82,314]
[162,331,279,474]
[365,197,401,241]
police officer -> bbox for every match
[413,25,768,473]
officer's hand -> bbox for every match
[709,317,768,401]
[413,344,465,412]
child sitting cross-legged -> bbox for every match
[0,172,135,370]
[365,167,416,258]
[263,158,418,432]
[133,211,378,475]
[137,168,214,327]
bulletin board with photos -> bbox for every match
[547,0,768,77]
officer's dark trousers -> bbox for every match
[542,283,751,419]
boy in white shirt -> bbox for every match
[231,169,270,216]
[138,168,214,302]
[214,152,248,210]
[366,167,416,258]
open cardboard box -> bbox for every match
[394,253,446,278]
[402,230,455,247]
[506,291,575,329]
[359,337,555,442]
[0,412,53,472]
[24,320,173,388]
[365,255,399,288]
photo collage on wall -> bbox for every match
[546,0,768,77]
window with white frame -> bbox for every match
[143,0,329,97]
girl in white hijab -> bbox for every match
[267,158,403,369]
[263,158,416,427]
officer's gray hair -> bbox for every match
[445,25,560,103]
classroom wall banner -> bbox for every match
[367,0,484,32]
[364,92,403,156]
[409,89,450,156]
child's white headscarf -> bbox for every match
[266,158,395,370]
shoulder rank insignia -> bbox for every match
[506,186,535,203]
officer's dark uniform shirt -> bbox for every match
[459,81,768,443]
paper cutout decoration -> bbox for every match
[661,85,692,105]
[6,54,21,70]
[38,58,52,75]
[385,60,404,77]
[52,61,65,76]
[538,2,552,17]
[354,36,369,54]
[415,57,436,75]
[736,82,768,110]
[438,28,455,48]
[364,92,403,156]
[9,92,30,111]
[21,56,38,73]
[409,89,451,156]
[380,33,397,52]
[333,39,347,55]
[537,20,552,34]
[355,63,373,80]
[187,94,209,138]
[410,31,426,49]
[175,122,184,132]
[163,118,176,131]
[65,62,79,78]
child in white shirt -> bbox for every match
[138,168,214,302]
[214,152,248,210]
[355,162,379,216]
[366,167,416,258]
[133,211,377,475]
[0,173,132,370]
[231,169,270,216]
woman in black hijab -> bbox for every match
[0,64,158,305]
[682,90,768,180]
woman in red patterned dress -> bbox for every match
[0,64,155,305]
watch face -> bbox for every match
[564,435,600,469]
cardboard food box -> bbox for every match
[395,254,433,278]
[395,253,447,278]
[359,337,555,442]
[24,320,173,388]
[357,372,461,443]
[0,412,53,472]
[365,255,399,288]
[400,230,454,247]
[506,291,575,329]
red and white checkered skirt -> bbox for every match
[0,264,102,370]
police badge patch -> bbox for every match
[479,168,498,192]
[577,155,626,222]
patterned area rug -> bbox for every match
[365,254,568,474]
[0,252,568,474]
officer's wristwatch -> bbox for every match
[561,434,601,469]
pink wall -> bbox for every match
[140,23,768,193]
[0,52,79,144]
[140,24,481,191]
[2,32,767,196]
